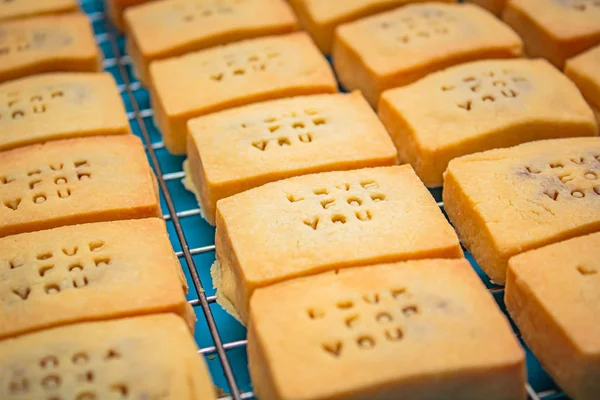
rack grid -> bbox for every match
[79,1,570,399]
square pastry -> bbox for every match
[464,0,506,16]
[379,58,598,187]
[150,32,337,154]
[0,218,192,340]
[248,259,526,400]
[0,135,161,238]
[185,91,398,225]
[506,233,600,400]
[214,165,463,323]
[443,137,600,284]
[0,0,77,22]
[503,0,600,68]
[0,13,101,83]
[0,314,216,400]
[0,73,130,151]
[125,0,298,85]
[333,2,523,107]
[288,0,454,54]
[566,44,600,127]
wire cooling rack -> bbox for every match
[79,1,572,399]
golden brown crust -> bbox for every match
[565,44,600,113]
[379,58,598,187]
[125,0,298,85]
[443,137,600,284]
[0,314,216,399]
[215,165,463,323]
[249,259,525,400]
[506,232,600,400]
[0,13,102,83]
[0,218,190,339]
[0,73,130,151]
[333,3,523,107]
[186,91,397,225]
[0,135,161,238]
[0,0,78,22]
[289,0,451,54]
[502,0,600,68]
[150,32,337,154]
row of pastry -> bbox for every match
[0,2,220,399]
[0,1,599,400]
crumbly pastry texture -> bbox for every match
[379,58,598,187]
[502,0,600,68]
[333,2,523,107]
[186,91,397,225]
[125,0,298,85]
[215,165,462,323]
[443,137,600,284]
[150,31,337,154]
[0,135,161,238]
[0,13,102,83]
[0,73,130,151]
[565,44,600,128]
[0,314,216,399]
[248,259,525,400]
[0,218,193,340]
[506,232,600,400]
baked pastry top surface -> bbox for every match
[249,259,524,400]
[0,73,130,151]
[0,314,215,400]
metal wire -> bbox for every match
[97,12,243,400]
[87,5,568,400]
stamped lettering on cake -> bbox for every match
[3,237,110,303]
[207,47,281,83]
[521,153,600,201]
[375,7,458,46]
[305,287,426,357]
[2,160,91,211]
[0,28,73,57]
[170,0,241,23]
[1,84,89,121]
[285,179,387,230]
[6,346,128,399]
[439,68,530,111]
[245,108,327,151]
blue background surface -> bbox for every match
[79,1,570,398]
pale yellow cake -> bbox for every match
[0,73,130,151]
[0,0,78,22]
[150,32,337,154]
[215,165,463,323]
[0,314,216,400]
[185,91,398,225]
[0,135,161,238]
[125,0,298,85]
[566,44,600,128]
[333,2,523,107]
[379,58,598,187]
[248,259,526,400]
[443,137,600,284]
[0,218,193,339]
[289,0,453,54]
[502,0,600,68]
[506,232,600,400]
[465,0,506,16]
[0,13,101,83]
